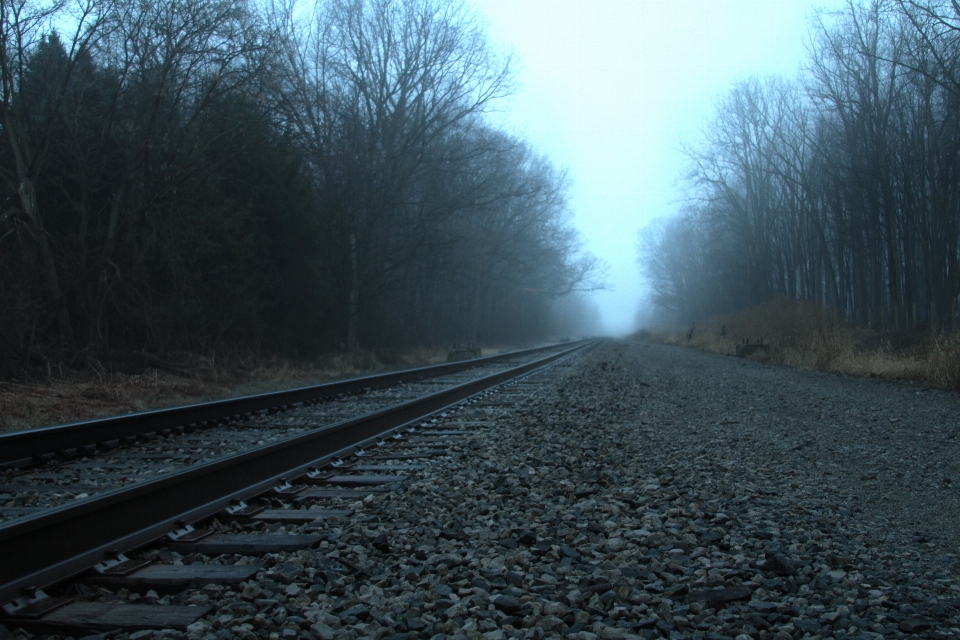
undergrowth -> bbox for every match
[639,297,960,391]
[0,346,453,432]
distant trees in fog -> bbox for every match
[0,0,600,372]
[639,0,960,330]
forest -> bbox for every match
[639,0,960,332]
[0,0,601,376]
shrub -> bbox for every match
[637,297,960,389]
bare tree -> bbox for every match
[70,0,275,351]
[0,0,105,344]
[278,0,512,349]
[640,0,960,332]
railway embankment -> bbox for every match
[3,339,960,639]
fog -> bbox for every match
[473,0,845,335]
[5,0,891,367]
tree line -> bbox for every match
[639,0,960,331]
[0,0,600,373]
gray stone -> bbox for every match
[899,617,932,633]
[492,595,522,615]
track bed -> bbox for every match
[3,340,960,639]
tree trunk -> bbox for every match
[346,230,360,351]
[85,188,126,353]
[18,177,74,345]
[470,251,483,345]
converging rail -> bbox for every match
[0,340,595,612]
[0,342,583,469]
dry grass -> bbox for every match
[927,333,960,390]
[0,347,453,433]
[639,297,960,391]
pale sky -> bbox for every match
[472,0,843,335]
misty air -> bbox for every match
[0,1,959,639]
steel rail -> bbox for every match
[0,341,583,468]
[0,341,594,605]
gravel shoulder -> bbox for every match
[11,339,959,640]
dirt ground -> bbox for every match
[0,348,453,433]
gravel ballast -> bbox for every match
[7,339,959,640]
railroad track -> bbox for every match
[0,343,585,473]
[0,340,594,634]
[0,343,585,522]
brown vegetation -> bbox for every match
[0,348,451,433]
[639,297,960,391]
